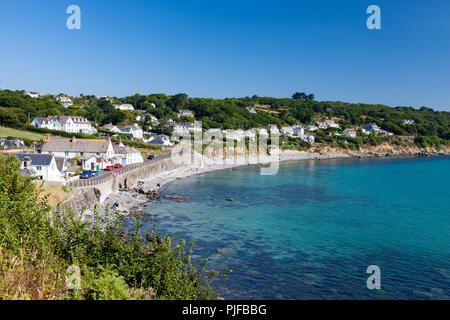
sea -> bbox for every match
[139,156,450,299]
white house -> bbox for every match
[25,91,42,98]
[31,116,97,134]
[267,124,280,135]
[255,128,268,136]
[326,120,340,128]
[39,137,114,161]
[101,123,143,140]
[113,104,135,111]
[56,96,73,108]
[297,134,315,143]
[178,110,194,118]
[316,122,328,129]
[280,126,294,136]
[246,106,257,114]
[363,123,381,134]
[403,119,415,125]
[293,125,305,136]
[113,141,143,165]
[117,124,143,140]
[343,129,357,138]
[147,134,174,147]
[2,152,64,182]
[306,125,319,132]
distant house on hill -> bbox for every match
[343,129,357,138]
[363,123,381,133]
[246,106,257,114]
[147,134,174,147]
[56,96,73,108]
[178,110,194,118]
[0,139,25,149]
[403,119,415,125]
[25,91,42,98]
[31,116,97,134]
[113,104,135,111]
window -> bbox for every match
[36,166,42,171]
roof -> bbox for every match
[39,138,112,153]
[113,142,139,155]
[7,153,55,166]
[0,139,25,148]
[54,156,65,172]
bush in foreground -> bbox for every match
[0,155,216,300]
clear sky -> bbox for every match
[0,0,449,110]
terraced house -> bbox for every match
[31,115,97,134]
[38,137,115,170]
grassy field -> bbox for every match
[0,126,46,140]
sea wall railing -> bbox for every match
[68,153,171,188]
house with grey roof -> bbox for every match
[38,137,114,160]
[1,152,64,182]
[0,139,25,149]
[113,141,143,165]
[31,116,97,134]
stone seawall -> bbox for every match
[64,156,184,213]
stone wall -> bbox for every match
[63,156,184,212]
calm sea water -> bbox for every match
[140,157,450,299]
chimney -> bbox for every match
[46,133,50,143]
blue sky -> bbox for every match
[0,0,449,110]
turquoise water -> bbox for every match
[140,157,450,299]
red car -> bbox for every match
[113,163,123,168]
[105,166,114,171]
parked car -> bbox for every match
[113,163,123,169]
[105,166,114,171]
[147,154,155,160]
[80,170,98,179]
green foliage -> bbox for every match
[0,156,216,300]
[0,89,448,148]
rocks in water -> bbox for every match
[226,198,234,202]
[244,196,249,200]
[135,188,161,201]
[177,200,184,203]
[130,210,150,217]
[163,195,190,200]
[216,248,226,253]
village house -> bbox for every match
[147,134,174,147]
[306,125,319,132]
[31,116,97,134]
[246,106,257,114]
[325,120,340,128]
[316,121,328,129]
[1,152,66,182]
[0,139,25,149]
[403,119,415,125]
[38,137,115,170]
[113,104,135,111]
[293,125,305,136]
[101,123,143,140]
[280,126,294,136]
[56,96,73,108]
[25,91,42,98]
[267,124,280,135]
[178,110,194,118]
[297,134,315,143]
[113,141,143,165]
[343,129,357,138]
[255,128,268,136]
[363,123,381,134]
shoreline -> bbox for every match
[101,150,450,216]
